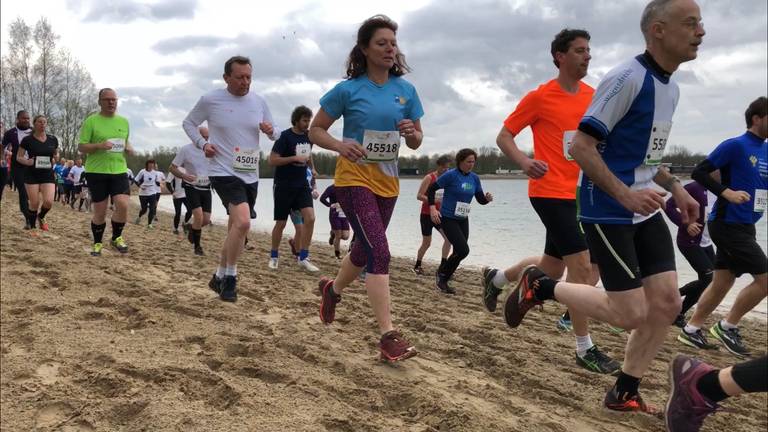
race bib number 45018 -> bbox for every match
[233,148,259,172]
[362,130,400,163]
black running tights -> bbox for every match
[438,217,469,280]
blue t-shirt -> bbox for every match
[435,168,484,220]
[53,164,65,183]
[62,167,73,185]
[707,131,767,224]
[577,53,680,225]
[272,128,312,188]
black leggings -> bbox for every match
[731,355,767,393]
[138,194,158,224]
[439,217,469,280]
[678,245,715,315]
[173,197,191,229]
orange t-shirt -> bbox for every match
[503,79,594,199]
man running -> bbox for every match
[170,126,213,256]
[165,166,191,235]
[413,155,451,275]
[134,160,161,228]
[268,105,319,272]
[68,158,86,211]
[503,0,705,412]
[78,88,134,256]
[183,56,278,301]
[678,96,767,357]
[482,28,619,374]
[2,110,32,226]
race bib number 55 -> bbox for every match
[233,148,259,172]
[363,130,400,163]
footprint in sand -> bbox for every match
[35,361,62,385]
[35,402,93,430]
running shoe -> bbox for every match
[603,388,658,414]
[288,238,299,257]
[194,246,204,256]
[435,271,455,295]
[318,277,341,324]
[481,267,502,312]
[557,313,573,332]
[147,223,155,229]
[298,258,320,272]
[678,329,718,350]
[503,265,545,328]
[219,276,237,302]
[182,223,189,235]
[268,257,279,270]
[665,355,720,432]
[208,274,222,294]
[379,330,418,362]
[576,346,621,375]
[709,322,750,357]
[111,236,128,254]
[91,243,103,257]
[673,314,686,328]
[412,266,425,276]
[334,250,341,259]
[39,221,50,232]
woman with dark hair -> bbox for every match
[17,115,59,232]
[134,159,161,228]
[309,15,423,362]
[427,149,493,294]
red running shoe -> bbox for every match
[318,277,341,324]
[40,222,50,231]
[379,330,417,362]
[503,265,545,328]
[603,387,659,415]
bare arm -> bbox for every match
[416,175,431,202]
[309,108,365,162]
[268,151,303,167]
[78,142,108,154]
[496,126,547,178]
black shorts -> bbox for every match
[709,219,768,277]
[419,213,442,236]
[183,183,212,213]
[74,184,83,194]
[23,169,55,185]
[86,173,131,203]
[210,176,258,219]
[530,197,589,259]
[583,213,676,292]
[273,185,313,220]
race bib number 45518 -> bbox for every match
[363,130,400,163]
[233,148,259,172]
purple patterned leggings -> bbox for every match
[335,186,397,274]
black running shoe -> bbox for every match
[208,274,222,294]
[576,345,621,375]
[435,271,455,295]
[672,314,686,328]
[219,276,237,302]
[194,246,204,256]
[710,322,750,357]
[677,328,718,350]
[481,267,502,312]
[603,388,658,414]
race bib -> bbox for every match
[454,201,471,218]
[362,130,400,163]
[754,189,767,213]
[644,122,672,166]
[336,208,346,218]
[295,143,311,158]
[435,189,444,203]
[193,176,210,187]
[233,147,259,172]
[108,138,125,153]
[562,130,577,161]
[35,157,52,169]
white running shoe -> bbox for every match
[268,257,279,270]
[297,258,319,272]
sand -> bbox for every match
[1,192,766,432]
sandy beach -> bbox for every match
[1,193,766,432]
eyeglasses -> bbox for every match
[659,19,704,30]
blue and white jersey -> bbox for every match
[577,53,680,225]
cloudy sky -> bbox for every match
[1,0,766,156]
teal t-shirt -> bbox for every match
[79,113,130,174]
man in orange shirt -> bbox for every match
[481,29,620,374]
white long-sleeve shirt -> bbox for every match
[182,88,278,183]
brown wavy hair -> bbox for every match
[345,15,410,79]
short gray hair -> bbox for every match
[640,0,675,42]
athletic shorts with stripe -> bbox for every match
[582,213,675,291]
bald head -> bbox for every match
[199,126,209,141]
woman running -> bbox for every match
[134,159,161,228]
[16,115,58,231]
[319,183,350,259]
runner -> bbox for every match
[78,88,133,256]
[68,158,86,211]
[134,160,161,228]
[16,115,58,232]
[311,15,423,361]
[153,169,166,223]
[53,157,65,203]
[666,354,767,432]
[0,121,6,202]
[319,183,350,259]
[413,155,451,275]
[268,105,319,272]
[2,110,32,226]
[62,160,74,205]
[170,126,213,256]
[503,0,705,412]
[679,96,767,357]
[661,179,713,327]
[165,165,191,235]
[286,166,318,260]
[428,149,493,294]
[182,55,279,301]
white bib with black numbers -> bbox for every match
[193,176,210,187]
[644,121,672,166]
[435,189,444,203]
[362,130,400,163]
[233,147,259,172]
[454,201,471,218]
[295,143,311,158]
[108,138,125,153]
[754,189,767,213]
[562,130,576,161]
[35,157,52,169]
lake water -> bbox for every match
[157,178,767,319]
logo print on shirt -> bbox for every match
[750,155,757,167]
[395,96,406,105]
[461,182,472,191]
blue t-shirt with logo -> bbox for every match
[707,131,767,224]
[53,163,65,183]
[272,128,312,188]
[435,168,484,220]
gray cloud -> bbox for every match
[152,35,232,55]
[82,0,198,23]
